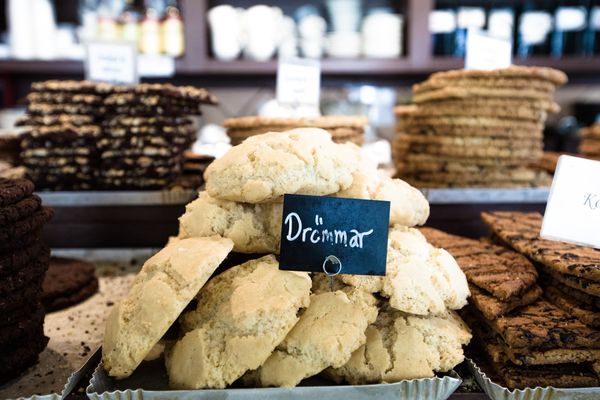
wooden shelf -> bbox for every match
[0,59,84,74]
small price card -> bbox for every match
[279,195,390,276]
[276,58,321,108]
[541,155,600,249]
[85,40,138,85]
[465,29,512,70]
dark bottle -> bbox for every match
[454,7,486,57]
[430,8,457,56]
[584,0,600,54]
[517,1,554,57]
[552,0,589,57]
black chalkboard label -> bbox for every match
[279,194,390,276]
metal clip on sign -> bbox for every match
[322,255,342,290]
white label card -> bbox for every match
[541,155,600,249]
[276,58,321,107]
[85,40,138,85]
[464,29,512,70]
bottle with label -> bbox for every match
[552,0,589,57]
[161,0,185,57]
[119,0,139,43]
[517,1,554,58]
[454,7,486,57]
[487,7,515,44]
[430,8,457,56]
[139,0,163,54]
[97,0,120,41]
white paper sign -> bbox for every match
[85,41,138,85]
[541,155,600,249]
[276,58,321,107]
[464,29,512,70]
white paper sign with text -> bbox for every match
[85,41,138,85]
[541,155,600,249]
[465,29,512,70]
[276,58,321,108]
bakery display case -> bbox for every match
[0,0,599,399]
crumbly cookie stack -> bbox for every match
[99,84,217,189]
[101,128,473,389]
[0,178,53,383]
[422,214,600,389]
[224,116,368,146]
[19,81,110,190]
[395,66,567,188]
[579,123,600,160]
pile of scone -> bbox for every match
[579,123,600,161]
[102,128,472,389]
[224,116,368,146]
[394,66,567,188]
[17,80,217,190]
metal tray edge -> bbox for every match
[466,358,600,400]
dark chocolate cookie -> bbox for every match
[0,284,42,317]
[0,207,54,243]
[0,247,50,296]
[0,229,41,253]
[0,331,48,384]
[0,241,47,277]
[44,278,98,312]
[0,195,41,226]
[0,305,44,350]
[0,178,34,207]
[42,257,96,301]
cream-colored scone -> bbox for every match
[102,236,233,379]
[204,128,358,203]
[340,226,469,315]
[253,290,378,387]
[326,304,472,384]
[335,153,429,226]
[179,191,282,253]
[166,255,311,389]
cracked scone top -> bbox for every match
[325,304,472,384]
[203,128,358,203]
[166,255,311,389]
[339,226,469,315]
[251,289,378,388]
[102,236,233,379]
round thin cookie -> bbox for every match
[0,178,35,207]
[0,207,54,243]
[423,66,568,86]
[42,257,98,312]
[404,123,543,139]
[414,77,558,93]
[413,86,555,104]
[0,195,41,226]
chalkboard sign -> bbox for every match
[279,194,390,276]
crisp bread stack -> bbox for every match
[394,66,567,188]
[99,84,217,190]
[223,116,368,146]
[468,211,600,389]
[421,227,542,320]
[18,80,217,191]
[18,81,110,190]
[579,123,600,161]
[0,178,53,384]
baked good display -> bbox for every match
[579,123,600,161]
[0,177,53,384]
[102,128,472,389]
[427,213,600,390]
[223,115,368,146]
[394,66,567,188]
[42,257,99,312]
[18,80,217,191]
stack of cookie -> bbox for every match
[19,80,110,190]
[579,123,600,161]
[42,257,99,312]
[430,211,600,389]
[101,128,473,388]
[223,116,368,146]
[0,178,53,383]
[422,225,600,389]
[395,66,567,188]
[99,84,217,189]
